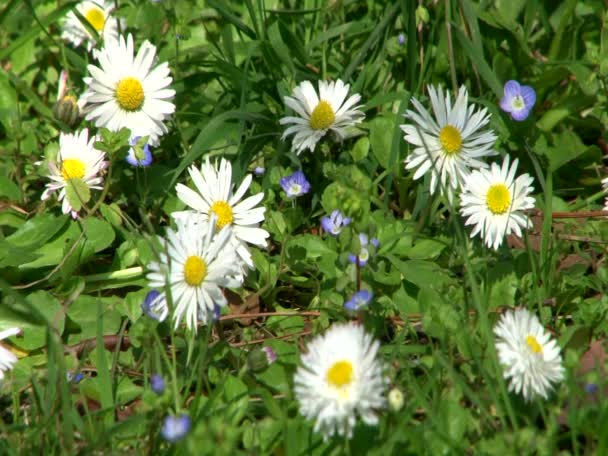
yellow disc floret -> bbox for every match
[309,100,335,131]
[326,360,354,388]
[183,255,207,287]
[115,77,145,112]
[439,125,463,155]
[210,200,234,229]
[486,184,511,215]
[526,335,543,354]
[61,158,86,181]
[84,6,106,32]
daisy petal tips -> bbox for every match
[61,1,121,51]
[81,33,176,146]
[400,84,497,201]
[499,80,536,121]
[280,79,364,154]
[494,308,564,401]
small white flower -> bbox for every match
[173,158,269,271]
[62,1,121,51]
[41,129,107,218]
[400,84,497,200]
[81,33,175,146]
[280,79,364,154]
[294,322,388,440]
[146,213,242,332]
[0,328,20,381]
[460,154,535,250]
[494,308,565,401]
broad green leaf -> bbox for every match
[5,213,67,249]
[369,116,396,169]
[65,178,91,212]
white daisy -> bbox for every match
[61,1,121,51]
[173,157,269,271]
[601,176,608,212]
[294,322,388,440]
[41,129,107,218]
[494,308,564,401]
[400,84,497,200]
[279,79,364,154]
[81,33,175,146]
[0,328,20,381]
[146,213,242,332]
[460,154,535,250]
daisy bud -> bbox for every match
[53,94,80,127]
[247,347,277,373]
[388,387,404,412]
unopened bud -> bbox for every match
[388,387,404,412]
[53,95,80,127]
[247,346,277,373]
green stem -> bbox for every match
[84,266,143,283]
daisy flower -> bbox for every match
[61,1,120,51]
[499,80,536,121]
[173,158,269,270]
[279,170,310,198]
[81,33,175,146]
[601,177,608,212]
[146,213,242,332]
[41,129,107,218]
[0,328,20,381]
[294,322,387,440]
[400,84,497,200]
[494,308,564,401]
[321,210,351,236]
[280,79,364,154]
[460,155,535,250]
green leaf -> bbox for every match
[65,178,91,213]
[369,116,396,169]
[66,295,122,343]
[0,175,20,201]
[5,213,67,249]
[350,136,370,162]
[83,218,115,254]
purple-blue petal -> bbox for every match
[499,96,513,113]
[503,80,521,99]
[511,108,530,122]
[520,85,536,109]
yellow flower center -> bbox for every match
[438,124,462,155]
[84,6,106,32]
[210,200,234,229]
[115,77,145,112]
[183,255,207,287]
[326,360,354,388]
[486,184,511,215]
[526,335,543,354]
[61,158,86,181]
[309,100,335,130]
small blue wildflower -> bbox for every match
[126,136,153,167]
[67,371,85,384]
[348,233,379,267]
[161,414,191,443]
[321,210,351,236]
[585,383,598,394]
[398,33,406,45]
[280,170,311,198]
[141,290,165,321]
[499,80,536,122]
[254,166,265,176]
[344,290,373,311]
[151,374,165,395]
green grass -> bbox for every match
[1,0,608,454]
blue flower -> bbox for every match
[348,233,379,267]
[141,290,164,321]
[254,166,265,176]
[126,136,153,167]
[321,210,351,236]
[398,33,406,45]
[161,414,191,443]
[151,374,165,395]
[499,80,536,121]
[344,290,373,311]
[67,371,85,384]
[280,170,311,198]
[585,383,598,394]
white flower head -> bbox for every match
[294,322,388,440]
[146,213,243,332]
[0,328,20,381]
[62,1,121,51]
[460,154,535,250]
[401,84,497,201]
[280,79,364,154]
[494,308,565,401]
[41,129,107,218]
[173,157,269,272]
[81,33,175,146]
